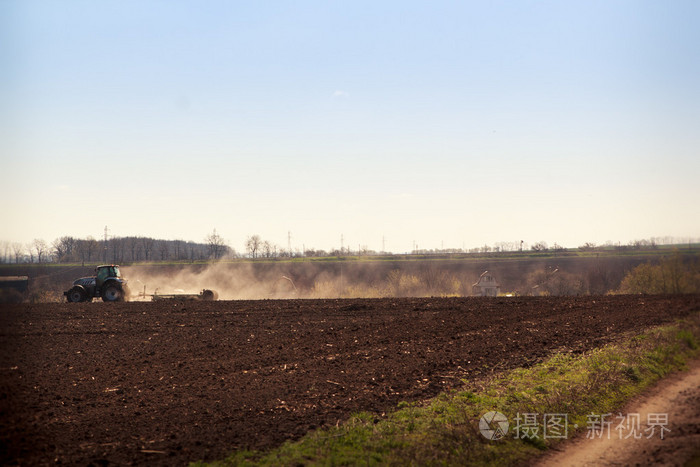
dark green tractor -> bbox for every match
[64,265,130,302]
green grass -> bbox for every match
[194,312,700,466]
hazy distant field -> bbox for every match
[0,252,677,301]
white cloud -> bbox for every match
[332,90,349,99]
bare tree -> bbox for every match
[140,237,155,261]
[262,240,274,258]
[33,239,49,263]
[548,271,585,296]
[112,237,126,263]
[531,241,548,252]
[101,238,108,262]
[121,237,136,262]
[579,242,597,252]
[25,243,34,263]
[52,238,66,262]
[84,236,98,262]
[0,240,9,263]
[52,236,76,262]
[173,240,185,261]
[12,243,24,263]
[158,241,170,261]
[205,229,227,260]
[552,243,566,253]
[587,262,616,295]
[75,239,89,264]
[245,235,262,258]
[421,266,453,296]
[188,243,196,261]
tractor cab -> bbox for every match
[96,265,122,288]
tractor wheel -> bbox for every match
[67,287,86,303]
[201,289,218,301]
[101,283,124,302]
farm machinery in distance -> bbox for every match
[65,265,129,302]
[64,265,218,302]
[138,287,219,302]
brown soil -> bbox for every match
[1,295,698,466]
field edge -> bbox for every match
[195,311,700,466]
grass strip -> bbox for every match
[196,312,700,466]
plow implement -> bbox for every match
[139,288,219,301]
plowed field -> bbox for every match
[1,295,698,465]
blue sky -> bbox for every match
[2,1,699,253]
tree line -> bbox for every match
[0,233,696,265]
[0,235,233,264]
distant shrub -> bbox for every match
[526,269,587,296]
[618,253,700,294]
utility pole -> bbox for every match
[287,231,291,254]
[103,226,110,262]
[382,235,386,253]
[341,234,344,254]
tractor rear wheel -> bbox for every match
[67,287,86,303]
[101,283,124,302]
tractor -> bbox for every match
[64,265,130,302]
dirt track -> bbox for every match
[1,295,698,466]
[537,358,700,466]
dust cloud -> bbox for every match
[123,261,479,300]
[123,263,298,300]
[121,255,629,300]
